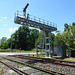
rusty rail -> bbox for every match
[2,56,67,75]
[12,55,75,68]
[0,61,30,75]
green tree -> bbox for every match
[64,23,70,31]
[29,29,39,49]
[11,26,39,50]
[55,31,64,45]
[35,31,42,47]
[1,41,9,49]
[55,22,75,51]
[12,26,30,50]
[72,22,75,26]
[0,37,7,46]
[1,38,11,49]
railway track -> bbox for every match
[0,60,30,75]
[10,55,75,68]
[1,56,66,75]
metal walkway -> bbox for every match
[14,11,57,32]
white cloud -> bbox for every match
[9,27,18,32]
[55,33,57,36]
[52,32,57,36]
[0,37,2,39]
[0,17,7,19]
[7,37,10,39]
[0,17,8,20]
[0,37,10,40]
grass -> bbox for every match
[0,49,10,52]
[0,48,36,52]
[53,57,66,60]
[63,57,75,62]
[0,48,45,53]
[0,49,75,62]
[27,54,45,57]
[13,49,36,53]
[27,54,75,62]
[53,57,75,62]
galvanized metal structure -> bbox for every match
[39,31,45,55]
[14,4,57,57]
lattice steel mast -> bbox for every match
[39,31,45,54]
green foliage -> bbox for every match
[0,49,10,52]
[11,26,39,50]
[0,37,7,46]
[1,22,75,51]
[0,37,10,49]
[55,31,64,45]
[0,26,39,50]
[35,31,42,47]
[64,23,71,31]
[1,41,9,49]
[35,31,55,49]
[55,22,75,50]
[51,33,55,47]
[29,29,39,49]
[72,22,75,26]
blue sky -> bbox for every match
[0,0,75,39]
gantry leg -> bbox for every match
[45,31,53,57]
[39,31,45,55]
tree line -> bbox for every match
[0,26,39,50]
[0,22,75,51]
[55,22,75,51]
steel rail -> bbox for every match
[0,61,30,75]
[18,55,75,63]
[2,56,67,75]
[12,55,75,68]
